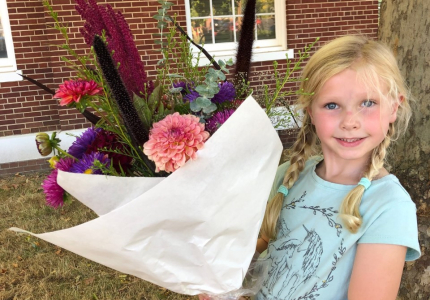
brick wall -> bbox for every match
[0,0,378,175]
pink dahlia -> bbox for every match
[54,79,103,106]
[143,113,210,173]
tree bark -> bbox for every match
[379,1,430,299]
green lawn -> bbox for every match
[0,172,194,300]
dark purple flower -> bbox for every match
[75,0,153,98]
[69,152,110,174]
[211,82,236,104]
[184,90,200,102]
[68,127,101,159]
[42,158,75,208]
[206,109,236,134]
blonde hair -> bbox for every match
[261,36,412,239]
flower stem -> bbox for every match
[54,146,78,161]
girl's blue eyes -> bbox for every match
[362,99,376,107]
[324,100,376,109]
[325,103,338,110]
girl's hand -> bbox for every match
[198,295,210,300]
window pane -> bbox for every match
[256,0,274,14]
[235,16,255,42]
[214,18,234,43]
[0,15,8,59]
[256,15,275,40]
[190,0,211,17]
[213,0,232,16]
[191,19,213,45]
[235,0,246,15]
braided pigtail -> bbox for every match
[339,123,395,233]
[261,114,318,240]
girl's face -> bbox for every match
[308,68,399,166]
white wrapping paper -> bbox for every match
[10,96,283,296]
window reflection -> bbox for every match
[189,0,275,45]
[0,15,8,59]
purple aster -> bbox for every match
[173,81,200,102]
[184,90,200,102]
[206,109,236,134]
[211,82,236,104]
[68,127,101,159]
[69,152,110,174]
[42,157,75,208]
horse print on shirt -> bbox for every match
[263,225,323,299]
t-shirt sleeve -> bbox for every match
[358,201,421,261]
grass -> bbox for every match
[0,172,195,300]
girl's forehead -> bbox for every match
[318,69,384,97]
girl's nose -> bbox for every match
[340,111,360,130]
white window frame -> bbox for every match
[184,0,294,65]
[0,0,22,82]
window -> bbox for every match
[0,0,21,82]
[185,0,293,64]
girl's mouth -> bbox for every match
[336,137,365,147]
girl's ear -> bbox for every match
[389,95,402,123]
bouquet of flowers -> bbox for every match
[14,0,316,298]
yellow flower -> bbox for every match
[48,156,59,168]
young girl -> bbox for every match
[255,35,421,300]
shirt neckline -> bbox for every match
[309,160,396,191]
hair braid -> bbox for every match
[261,114,318,239]
[339,123,395,233]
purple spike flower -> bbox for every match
[206,109,236,134]
[69,152,110,174]
[68,127,101,159]
[42,157,75,208]
[211,82,236,104]
[75,0,153,98]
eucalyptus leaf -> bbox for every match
[169,87,183,93]
[190,100,201,112]
[202,103,217,114]
[195,85,210,94]
[196,96,212,108]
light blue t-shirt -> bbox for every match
[256,158,421,300]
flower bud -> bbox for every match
[35,133,53,156]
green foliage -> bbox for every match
[191,59,234,118]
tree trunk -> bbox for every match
[379,1,430,299]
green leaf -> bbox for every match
[162,2,174,8]
[169,87,183,93]
[195,85,210,94]
[190,100,201,112]
[202,103,217,114]
[196,96,212,108]
[166,74,183,78]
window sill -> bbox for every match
[193,48,295,66]
[0,70,23,83]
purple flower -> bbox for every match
[69,152,110,174]
[184,90,200,102]
[173,81,200,102]
[42,158,75,208]
[68,127,100,159]
[211,82,236,104]
[206,109,236,134]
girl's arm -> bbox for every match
[348,243,407,300]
